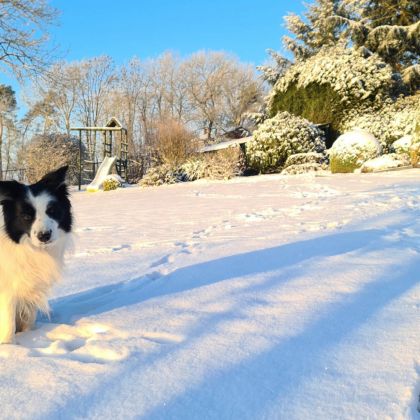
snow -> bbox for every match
[329,129,382,171]
[86,156,117,192]
[360,154,409,173]
[1,170,420,419]
[393,135,414,155]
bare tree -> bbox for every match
[21,98,57,135]
[0,0,57,78]
[37,62,81,134]
[113,58,148,156]
[182,51,263,139]
[150,52,190,122]
[76,56,116,158]
[0,85,16,179]
[77,56,115,127]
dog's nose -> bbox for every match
[37,230,52,243]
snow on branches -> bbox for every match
[247,111,326,173]
[268,45,393,111]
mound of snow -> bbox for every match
[329,129,382,173]
[392,135,413,156]
[360,154,409,173]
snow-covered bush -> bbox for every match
[247,111,326,173]
[103,176,122,191]
[284,152,327,168]
[360,154,409,173]
[329,129,382,173]
[181,158,208,181]
[339,94,419,150]
[139,147,244,186]
[281,163,326,175]
[392,135,413,157]
[410,117,420,167]
[410,143,420,167]
[182,148,244,181]
[204,148,244,180]
[21,133,83,184]
[267,46,394,128]
[139,164,186,187]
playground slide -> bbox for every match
[86,156,117,192]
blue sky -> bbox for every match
[1,0,306,114]
[50,0,305,66]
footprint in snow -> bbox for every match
[150,254,175,268]
[15,322,130,364]
[140,331,184,345]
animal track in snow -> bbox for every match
[149,240,198,270]
[16,322,129,364]
[150,254,176,268]
[75,226,113,233]
[140,331,184,345]
[192,226,214,239]
[74,243,132,257]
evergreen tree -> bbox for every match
[257,49,291,86]
[283,0,344,61]
[281,0,419,90]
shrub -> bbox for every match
[183,147,244,181]
[103,177,121,191]
[339,94,419,150]
[202,148,244,180]
[392,136,413,157]
[139,164,186,187]
[281,163,326,175]
[139,147,244,187]
[153,119,196,167]
[180,157,209,181]
[284,152,327,168]
[409,115,420,167]
[247,111,325,173]
[268,46,394,131]
[329,129,382,173]
[21,133,82,184]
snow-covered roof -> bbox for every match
[105,117,124,128]
[200,136,253,153]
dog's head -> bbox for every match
[0,166,72,247]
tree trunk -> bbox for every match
[207,121,213,140]
[0,116,3,180]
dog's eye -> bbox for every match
[47,203,60,217]
[22,213,33,221]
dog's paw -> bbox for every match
[0,335,15,345]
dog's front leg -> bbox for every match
[0,293,17,344]
[16,303,37,333]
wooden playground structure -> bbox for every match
[70,118,128,190]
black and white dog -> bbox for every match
[0,166,73,344]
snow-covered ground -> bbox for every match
[2,170,420,419]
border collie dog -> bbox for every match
[0,166,72,344]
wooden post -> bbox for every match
[103,131,107,159]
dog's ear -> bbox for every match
[0,180,21,203]
[39,166,69,189]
